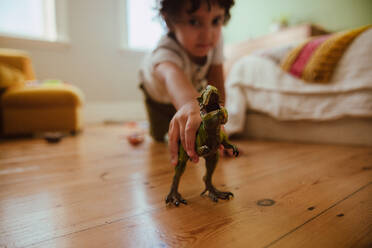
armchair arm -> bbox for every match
[0,48,35,80]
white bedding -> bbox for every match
[224,28,372,135]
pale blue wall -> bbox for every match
[223,0,372,44]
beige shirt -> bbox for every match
[140,34,224,103]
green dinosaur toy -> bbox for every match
[166,85,239,206]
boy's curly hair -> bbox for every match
[158,0,235,24]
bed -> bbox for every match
[224,24,372,146]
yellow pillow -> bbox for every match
[0,63,25,89]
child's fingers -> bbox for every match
[185,119,199,163]
[168,119,180,165]
[178,120,187,158]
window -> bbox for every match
[126,0,164,50]
[0,0,57,41]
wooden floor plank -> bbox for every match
[0,125,371,248]
[268,182,372,248]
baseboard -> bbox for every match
[84,101,147,124]
[242,113,372,146]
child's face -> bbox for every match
[169,2,225,61]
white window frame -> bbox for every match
[118,0,164,52]
[118,0,129,51]
[0,0,69,46]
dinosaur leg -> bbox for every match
[165,147,188,206]
[201,153,234,202]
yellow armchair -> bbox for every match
[0,48,84,136]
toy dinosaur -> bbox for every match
[166,85,239,206]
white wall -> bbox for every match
[0,0,147,123]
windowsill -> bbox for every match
[0,33,70,49]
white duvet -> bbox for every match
[224,28,372,135]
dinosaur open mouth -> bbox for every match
[205,93,220,113]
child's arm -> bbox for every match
[206,64,225,105]
[154,61,201,165]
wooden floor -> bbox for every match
[0,124,371,248]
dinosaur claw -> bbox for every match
[233,147,239,157]
[165,191,187,207]
[201,186,234,202]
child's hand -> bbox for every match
[168,100,201,165]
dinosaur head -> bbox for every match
[197,85,228,125]
[197,85,220,113]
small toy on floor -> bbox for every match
[166,85,239,207]
[123,121,146,146]
[44,132,63,143]
[127,133,144,146]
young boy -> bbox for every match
[140,0,234,165]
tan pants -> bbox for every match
[140,84,176,142]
